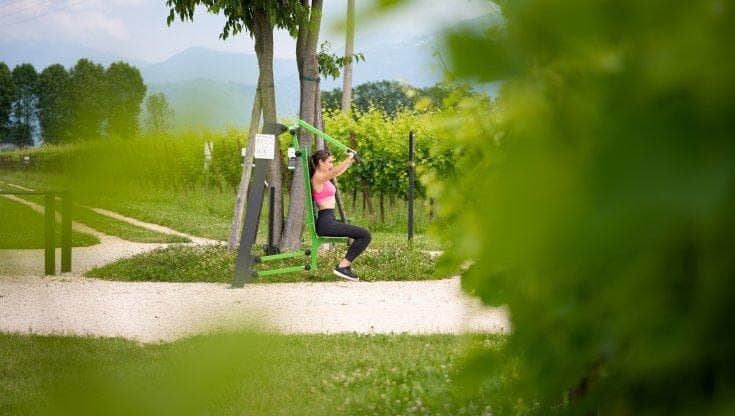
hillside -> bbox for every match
[143,79,301,132]
[140,46,296,85]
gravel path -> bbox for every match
[1,184,509,343]
[0,275,509,343]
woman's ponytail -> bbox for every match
[310,150,331,178]
[309,153,317,178]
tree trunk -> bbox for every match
[280,146,292,192]
[380,193,385,223]
[253,10,283,248]
[315,79,325,149]
[363,185,374,216]
[341,0,355,114]
[314,78,347,223]
[281,0,324,251]
[227,88,262,250]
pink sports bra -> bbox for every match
[312,180,336,203]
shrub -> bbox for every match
[431,0,735,413]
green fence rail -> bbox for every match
[0,190,72,275]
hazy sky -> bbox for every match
[0,0,496,63]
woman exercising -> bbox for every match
[310,149,371,281]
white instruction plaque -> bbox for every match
[254,134,276,160]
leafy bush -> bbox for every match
[8,128,245,194]
[431,0,735,413]
[322,108,456,200]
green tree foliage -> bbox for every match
[316,40,363,81]
[0,62,14,142]
[7,124,33,147]
[353,81,414,115]
[105,61,147,139]
[36,64,71,144]
[416,83,456,109]
[67,59,107,141]
[3,59,147,144]
[426,0,735,413]
[320,88,341,113]
[323,80,454,116]
[145,93,175,135]
[10,63,38,147]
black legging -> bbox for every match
[315,209,371,262]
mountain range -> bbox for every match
[137,31,445,130]
[1,12,502,132]
[1,35,443,131]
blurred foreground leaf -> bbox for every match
[428,0,735,413]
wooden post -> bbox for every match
[408,131,415,241]
[61,191,72,272]
[44,192,55,275]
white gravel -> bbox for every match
[0,275,509,343]
[0,187,509,343]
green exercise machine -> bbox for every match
[232,120,361,287]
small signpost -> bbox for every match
[23,155,30,179]
[254,134,275,160]
[204,142,213,189]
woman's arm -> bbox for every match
[317,152,354,182]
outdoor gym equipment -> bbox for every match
[232,120,361,287]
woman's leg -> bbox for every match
[319,221,372,261]
[316,211,372,263]
[339,223,372,262]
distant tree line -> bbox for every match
[321,80,457,116]
[144,92,176,135]
[0,59,147,147]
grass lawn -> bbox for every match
[0,172,446,248]
[71,204,190,243]
[0,197,99,249]
[87,237,448,283]
[93,190,233,241]
[0,332,500,416]
[0,186,190,244]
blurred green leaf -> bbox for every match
[425,0,735,413]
